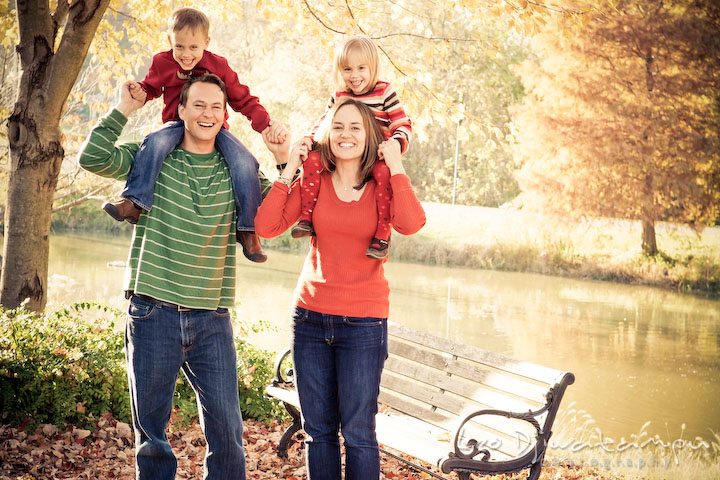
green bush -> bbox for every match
[0,302,286,430]
[0,302,129,430]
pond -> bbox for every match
[47,231,720,445]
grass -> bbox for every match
[380,203,720,298]
[549,404,720,480]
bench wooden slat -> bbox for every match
[387,341,548,404]
[377,390,532,459]
[266,322,575,480]
[388,323,562,385]
[383,355,542,413]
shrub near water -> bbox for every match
[0,302,129,430]
[0,303,285,430]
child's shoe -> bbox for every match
[236,231,268,263]
[102,198,142,224]
[365,238,389,260]
[291,220,315,238]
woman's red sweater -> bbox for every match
[255,165,425,318]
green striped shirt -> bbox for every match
[79,109,268,310]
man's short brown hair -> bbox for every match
[170,8,210,37]
[179,73,227,108]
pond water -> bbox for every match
[48,231,720,445]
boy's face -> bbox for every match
[168,26,209,71]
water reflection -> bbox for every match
[48,232,720,442]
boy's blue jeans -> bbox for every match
[125,295,246,480]
[122,121,261,231]
[291,306,388,480]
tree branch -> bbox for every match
[52,0,70,27]
[302,0,346,35]
[51,181,114,213]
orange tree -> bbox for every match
[512,0,720,255]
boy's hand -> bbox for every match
[262,127,291,164]
[262,120,289,144]
[128,81,147,104]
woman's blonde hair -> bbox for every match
[333,34,379,93]
[316,97,385,189]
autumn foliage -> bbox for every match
[512,0,720,255]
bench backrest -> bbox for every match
[380,322,574,460]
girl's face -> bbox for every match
[329,105,366,162]
[341,48,372,95]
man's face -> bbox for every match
[168,26,209,71]
[177,81,225,153]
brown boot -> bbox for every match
[102,198,142,224]
[291,220,315,238]
[236,231,267,263]
[365,238,389,260]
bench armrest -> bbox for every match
[271,347,294,386]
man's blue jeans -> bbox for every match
[125,295,246,480]
[291,306,388,480]
[122,121,261,231]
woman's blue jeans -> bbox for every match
[291,306,388,480]
[124,295,246,480]
[122,120,261,231]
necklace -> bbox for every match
[332,172,358,192]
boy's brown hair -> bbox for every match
[169,8,210,36]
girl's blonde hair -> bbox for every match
[316,98,385,189]
[333,34,379,93]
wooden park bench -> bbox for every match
[265,322,575,480]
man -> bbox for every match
[78,74,287,480]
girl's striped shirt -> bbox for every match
[309,81,413,153]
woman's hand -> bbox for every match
[378,139,405,176]
[263,128,291,166]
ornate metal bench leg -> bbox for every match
[277,403,302,459]
[456,472,471,480]
[528,458,543,480]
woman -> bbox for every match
[256,97,426,479]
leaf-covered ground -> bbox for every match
[0,414,630,480]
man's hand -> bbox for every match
[128,81,148,104]
[116,81,145,118]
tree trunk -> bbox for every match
[641,218,658,256]
[0,120,62,310]
[1,0,110,311]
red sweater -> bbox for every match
[255,159,426,318]
[139,50,271,132]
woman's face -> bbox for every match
[329,105,366,162]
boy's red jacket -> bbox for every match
[139,49,270,132]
